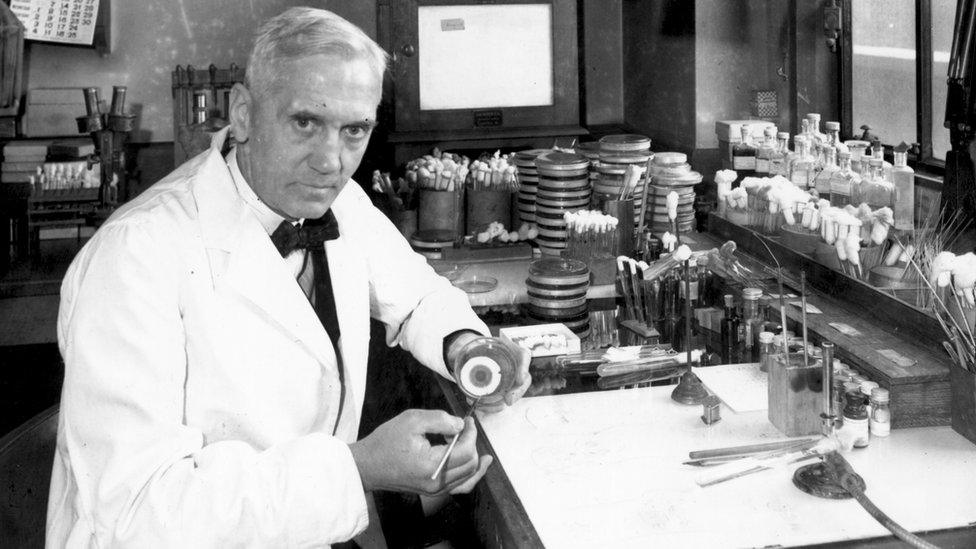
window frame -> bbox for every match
[840,0,946,175]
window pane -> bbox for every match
[851,0,916,146]
[932,0,955,161]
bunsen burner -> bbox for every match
[526,257,591,338]
[534,151,591,256]
[646,152,700,234]
[595,134,653,231]
[514,149,549,226]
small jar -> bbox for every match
[758,331,776,372]
[869,387,891,437]
[859,380,879,417]
[841,390,870,448]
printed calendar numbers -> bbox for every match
[10,0,99,46]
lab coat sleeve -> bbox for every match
[347,187,489,379]
[54,220,368,547]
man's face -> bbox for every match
[232,54,381,220]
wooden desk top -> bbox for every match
[477,386,976,548]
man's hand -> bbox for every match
[349,409,491,496]
[445,332,532,414]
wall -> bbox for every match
[581,0,623,126]
[23,0,377,143]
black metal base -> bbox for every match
[670,370,709,405]
[793,461,865,499]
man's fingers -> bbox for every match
[439,452,480,489]
[448,455,493,495]
[410,409,464,437]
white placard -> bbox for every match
[417,4,553,110]
[10,0,99,46]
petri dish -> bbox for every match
[453,275,498,294]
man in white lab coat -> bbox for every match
[47,7,529,547]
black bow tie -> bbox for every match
[270,210,340,257]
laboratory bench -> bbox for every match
[434,223,976,548]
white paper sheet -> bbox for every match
[693,362,768,412]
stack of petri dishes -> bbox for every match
[525,257,591,337]
[408,229,456,260]
[647,152,700,234]
[533,151,591,256]
[513,149,549,225]
[592,134,653,230]
[574,141,602,192]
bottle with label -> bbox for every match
[755,126,778,175]
[869,138,894,181]
[732,125,757,176]
[858,158,895,210]
[720,294,740,364]
[788,136,815,189]
[451,337,518,400]
[869,387,891,437]
[813,146,838,198]
[892,142,915,232]
[806,113,827,161]
[829,151,861,207]
[769,132,791,177]
[841,390,870,448]
[739,288,762,360]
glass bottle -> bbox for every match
[824,121,844,156]
[869,387,891,437]
[806,113,827,154]
[858,158,895,210]
[813,146,838,198]
[452,337,518,400]
[841,390,870,448]
[755,126,778,175]
[829,151,861,207]
[720,294,740,364]
[870,138,894,182]
[788,136,815,189]
[696,263,712,308]
[758,331,775,372]
[732,125,757,176]
[845,140,870,175]
[739,287,762,360]
[769,132,791,177]
[892,142,915,231]
[757,295,782,338]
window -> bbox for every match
[845,0,956,168]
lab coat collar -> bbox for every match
[190,127,338,375]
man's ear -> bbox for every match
[229,82,252,143]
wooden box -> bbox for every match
[951,366,976,446]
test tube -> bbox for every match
[821,341,835,436]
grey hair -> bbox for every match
[246,7,388,97]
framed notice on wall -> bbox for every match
[9,0,99,46]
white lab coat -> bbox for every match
[46,129,488,548]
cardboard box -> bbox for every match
[499,323,581,358]
[714,119,776,143]
[23,88,87,137]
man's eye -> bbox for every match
[293,118,315,131]
[344,126,369,139]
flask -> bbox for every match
[829,151,861,207]
[451,337,518,400]
[891,142,915,231]
[869,387,891,437]
[732,125,757,176]
[755,126,778,175]
[720,294,740,364]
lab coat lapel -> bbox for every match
[191,133,336,372]
[325,229,369,428]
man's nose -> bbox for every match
[309,133,341,174]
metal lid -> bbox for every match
[825,121,840,130]
[742,287,763,300]
[652,152,688,166]
[598,134,652,152]
[759,331,775,343]
[534,151,590,171]
[870,387,889,402]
